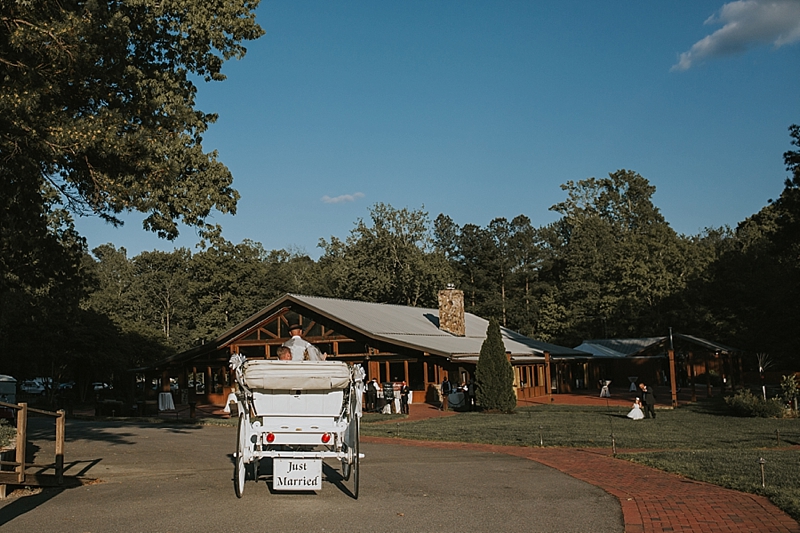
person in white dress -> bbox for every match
[627,397,644,420]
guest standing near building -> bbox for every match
[400,381,410,415]
[440,376,452,411]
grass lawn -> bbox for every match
[362,398,800,520]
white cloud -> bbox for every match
[672,0,800,71]
[321,192,365,204]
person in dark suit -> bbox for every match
[638,382,656,419]
[400,381,410,415]
[366,378,378,412]
[440,377,452,411]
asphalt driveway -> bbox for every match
[1,418,622,532]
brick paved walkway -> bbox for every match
[362,397,800,533]
[364,436,799,533]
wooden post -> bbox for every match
[16,403,26,484]
[403,360,409,384]
[689,351,697,402]
[56,410,65,485]
[705,357,712,398]
[544,351,552,402]
[668,349,677,408]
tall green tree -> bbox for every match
[683,125,800,365]
[319,204,454,307]
[507,215,541,337]
[1,0,262,375]
[0,186,90,377]
[475,318,516,412]
[129,249,191,346]
[540,170,688,344]
[188,238,325,341]
[1,0,263,262]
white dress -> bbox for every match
[627,403,644,420]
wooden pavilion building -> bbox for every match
[143,289,587,407]
[575,334,743,400]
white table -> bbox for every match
[158,392,175,411]
[599,380,611,398]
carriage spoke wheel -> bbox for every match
[234,414,247,498]
[352,417,361,500]
[341,447,352,481]
[341,397,360,498]
[351,415,360,499]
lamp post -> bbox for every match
[668,328,677,408]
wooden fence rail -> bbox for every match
[0,400,65,498]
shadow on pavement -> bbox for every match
[25,416,206,447]
[0,473,89,527]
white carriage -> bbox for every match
[229,355,364,498]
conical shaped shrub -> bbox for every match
[475,317,516,412]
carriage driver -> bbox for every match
[282,323,326,361]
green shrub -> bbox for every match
[725,389,784,418]
[0,419,15,449]
[475,318,516,412]
[780,375,798,406]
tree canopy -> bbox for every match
[1,0,263,240]
[1,0,263,381]
[4,121,800,385]
[319,203,453,307]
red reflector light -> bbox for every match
[321,433,331,444]
[266,433,275,443]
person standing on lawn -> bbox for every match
[638,382,656,419]
[400,381,410,414]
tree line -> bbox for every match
[1,2,798,391]
[2,125,799,389]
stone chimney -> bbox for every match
[438,284,465,337]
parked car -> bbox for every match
[20,380,46,395]
[92,382,112,391]
[0,375,16,422]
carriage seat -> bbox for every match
[242,360,351,391]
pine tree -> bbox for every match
[475,318,516,412]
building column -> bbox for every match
[544,351,552,402]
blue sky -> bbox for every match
[74,0,800,259]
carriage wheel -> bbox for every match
[341,448,352,481]
[234,414,247,498]
[351,415,360,500]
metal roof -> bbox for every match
[576,338,665,357]
[673,333,738,354]
[282,294,586,358]
[155,293,587,370]
[576,334,739,358]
